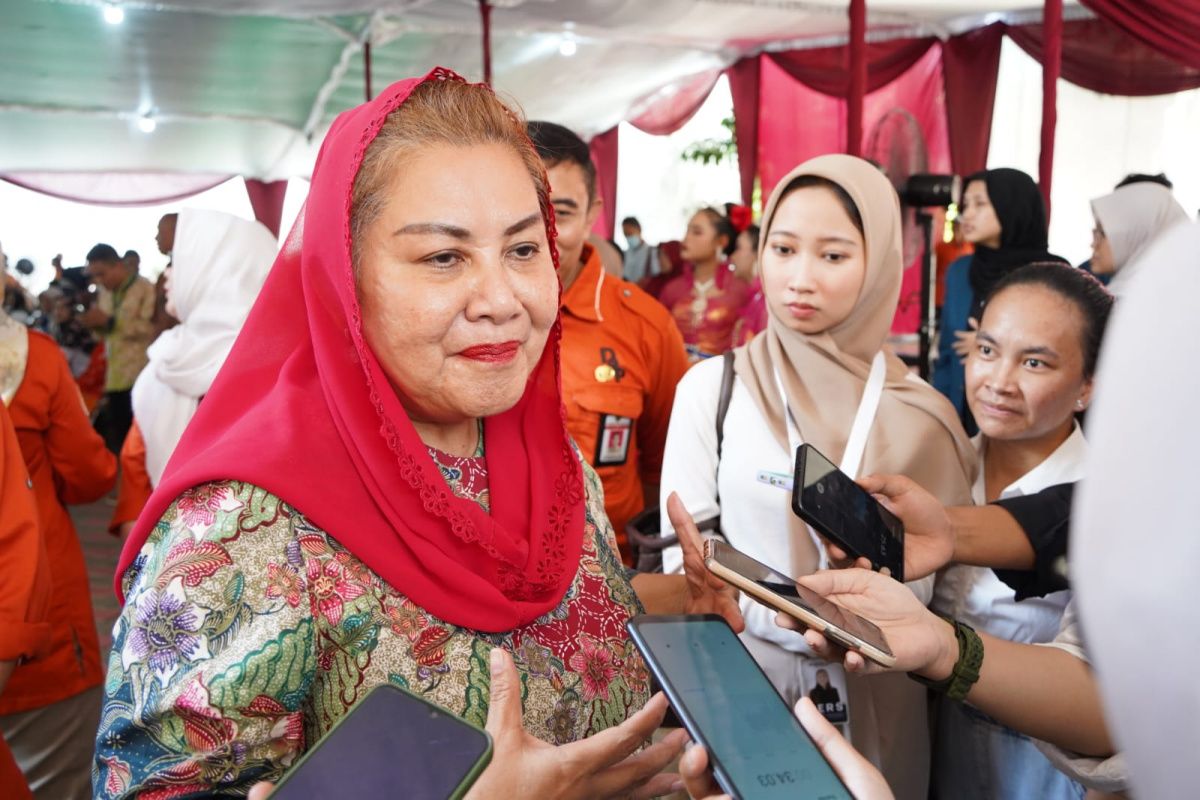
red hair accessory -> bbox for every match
[728,204,752,233]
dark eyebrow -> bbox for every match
[768,229,859,247]
[552,197,580,210]
[977,330,1060,359]
[394,222,470,240]
[394,213,541,240]
[504,213,542,237]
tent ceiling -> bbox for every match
[0,0,1080,180]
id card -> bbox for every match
[595,414,633,466]
[801,660,851,738]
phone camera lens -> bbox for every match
[816,484,825,494]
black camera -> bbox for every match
[901,173,960,208]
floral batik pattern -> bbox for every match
[94,447,646,797]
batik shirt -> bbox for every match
[94,446,648,798]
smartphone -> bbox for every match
[703,539,896,668]
[271,683,491,799]
[627,615,853,800]
[792,443,905,582]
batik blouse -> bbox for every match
[94,445,648,798]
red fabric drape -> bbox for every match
[847,0,867,156]
[727,56,761,206]
[478,0,493,86]
[767,37,938,97]
[629,69,723,136]
[1040,0,1063,220]
[1008,17,1200,96]
[1080,0,1200,70]
[589,127,619,239]
[243,178,287,238]
[942,23,1005,175]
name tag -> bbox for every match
[595,414,633,466]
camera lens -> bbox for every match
[816,484,825,494]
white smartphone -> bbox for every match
[703,539,897,668]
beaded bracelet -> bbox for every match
[908,617,984,703]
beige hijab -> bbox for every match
[1091,182,1189,294]
[735,155,974,570]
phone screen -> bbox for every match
[630,616,852,800]
[709,541,892,657]
[272,684,490,799]
[793,444,905,581]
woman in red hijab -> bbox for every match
[95,70,736,798]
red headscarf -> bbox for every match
[115,68,586,633]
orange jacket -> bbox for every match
[0,401,48,799]
[110,419,153,536]
[561,246,689,561]
[1,331,116,714]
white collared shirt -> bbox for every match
[932,423,1087,642]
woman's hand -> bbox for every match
[668,492,744,633]
[678,698,893,800]
[247,649,686,800]
[952,316,979,362]
[465,648,687,800]
[850,474,955,581]
[776,569,956,678]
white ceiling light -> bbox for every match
[559,32,577,57]
[137,114,157,133]
[103,3,125,25]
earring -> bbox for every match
[1076,399,1085,410]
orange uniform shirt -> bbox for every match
[110,419,153,535]
[2,331,116,715]
[0,398,49,800]
[561,245,689,561]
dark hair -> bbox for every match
[697,207,738,257]
[86,243,121,263]
[984,262,1114,378]
[621,216,641,230]
[742,224,761,252]
[526,121,596,202]
[1116,172,1172,190]
[776,175,864,237]
[123,249,140,260]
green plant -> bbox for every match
[681,115,736,165]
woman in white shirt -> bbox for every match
[932,262,1114,799]
[660,154,974,800]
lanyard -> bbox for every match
[773,350,887,478]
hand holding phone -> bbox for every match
[792,444,905,582]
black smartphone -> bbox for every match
[792,443,905,582]
[627,615,853,800]
[271,683,492,799]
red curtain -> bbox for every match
[1039,0,1063,219]
[244,178,288,238]
[629,69,723,136]
[767,37,938,97]
[847,0,867,156]
[942,23,1005,176]
[1080,0,1200,70]
[1008,17,1200,96]
[588,127,619,239]
[727,56,761,206]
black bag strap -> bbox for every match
[713,350,735,509]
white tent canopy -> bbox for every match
[0,0,1078,180]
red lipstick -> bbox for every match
[459,341,520,363]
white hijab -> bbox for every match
[1090,183,1189,294]
[131,209,277,485]
[1073,222,1200,799]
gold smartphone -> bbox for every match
[703,539,897,668]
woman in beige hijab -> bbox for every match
[661,154,974,799]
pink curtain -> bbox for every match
[589,127,619,239]
[942,23,1005,175]
[0,171,231,206]
[244,178,288,238]
[727,56,761,206]
[629,69,723,136]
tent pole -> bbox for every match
[364,40,373,102]
[1040,0,1062,220]
[847,0,866,156]
[480,1,493,87]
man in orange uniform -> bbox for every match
[0,401,50,800]
[0,328,117,799]
[527,122,689,563]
